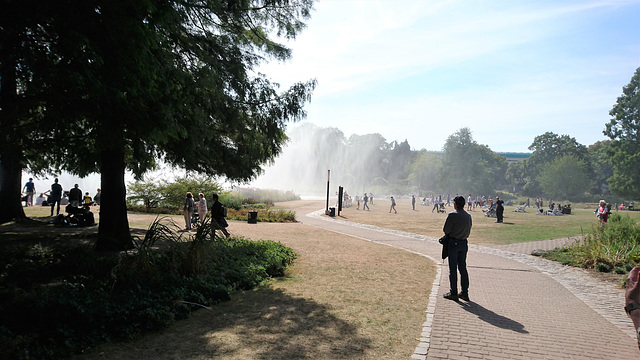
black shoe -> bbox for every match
[443,292,458,300]
[458,293,469,301]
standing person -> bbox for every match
[94,189,101,206]
[356,195,360,210]
[526,197,530,209]
[363,193,370,210]
[442,195,472,301]
[210,193,230,237]
[49,178,63,216]
[467,194,473,211]
[495,196,504,223]
[197,193,208,221]
[595,200,608,224]
[23,178,36,206]
[369,193,374,205]
[183,192,195,230]
[389,196,397,213]
[68,184,83,208]
[624,266,640,350]
[412,195,416,210]
[446,194,451,207]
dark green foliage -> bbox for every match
[0,220,296,359]
[595,262,612,272]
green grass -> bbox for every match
[470,207,640,245]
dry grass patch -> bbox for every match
[77,204,435,359]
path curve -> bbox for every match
[300,209,639,360]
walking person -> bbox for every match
[211,193,230,237]
[442,195,472,301]
[495,196,504,223]
[363,193,370,210]
[183,192,195,230]
[49,178,63,216]
[389,196,397,213]
[197,193,208,221]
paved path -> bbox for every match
[300,210,639,359]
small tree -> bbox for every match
[127,181,164,209]
[161,175,222,209]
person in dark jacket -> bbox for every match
[69,184,83,208]
[442,195,472,301]
[495,196,504,223]
[49,178,63,216]
[210,193,230,237]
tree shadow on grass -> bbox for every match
[458,301,528,334]
[81,287,372,360]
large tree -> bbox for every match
[0,0,62,223]
[587,140,613,195]
[604,67,640,198]
[1,0,316,250]
[537,155,590,200]
[408,150,443,192]
[440,128,507,194]
[522,132,589,196]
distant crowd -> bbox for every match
[22,177,100,216]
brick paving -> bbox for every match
[301,210,639,359]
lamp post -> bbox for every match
[325,170,330,213]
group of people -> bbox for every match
[23,177,101,217]
[183,192,229,236]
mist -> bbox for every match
[249,123,412,198]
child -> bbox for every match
[83,192,93,206]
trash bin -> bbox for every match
[248,211,258,224]
[327,207,335,217]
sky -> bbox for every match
[259,0,640,153]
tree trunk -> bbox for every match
[0,159,26,224]
[96,147,133,251]
[0,44,27,224]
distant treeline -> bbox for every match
[267,123,633,203]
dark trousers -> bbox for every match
[496,207,504,222]
[50,198,61,215]
[448,239,469,295]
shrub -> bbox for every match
[227,208,296,222]
[544,213,640,273]
[595,262,612,272]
